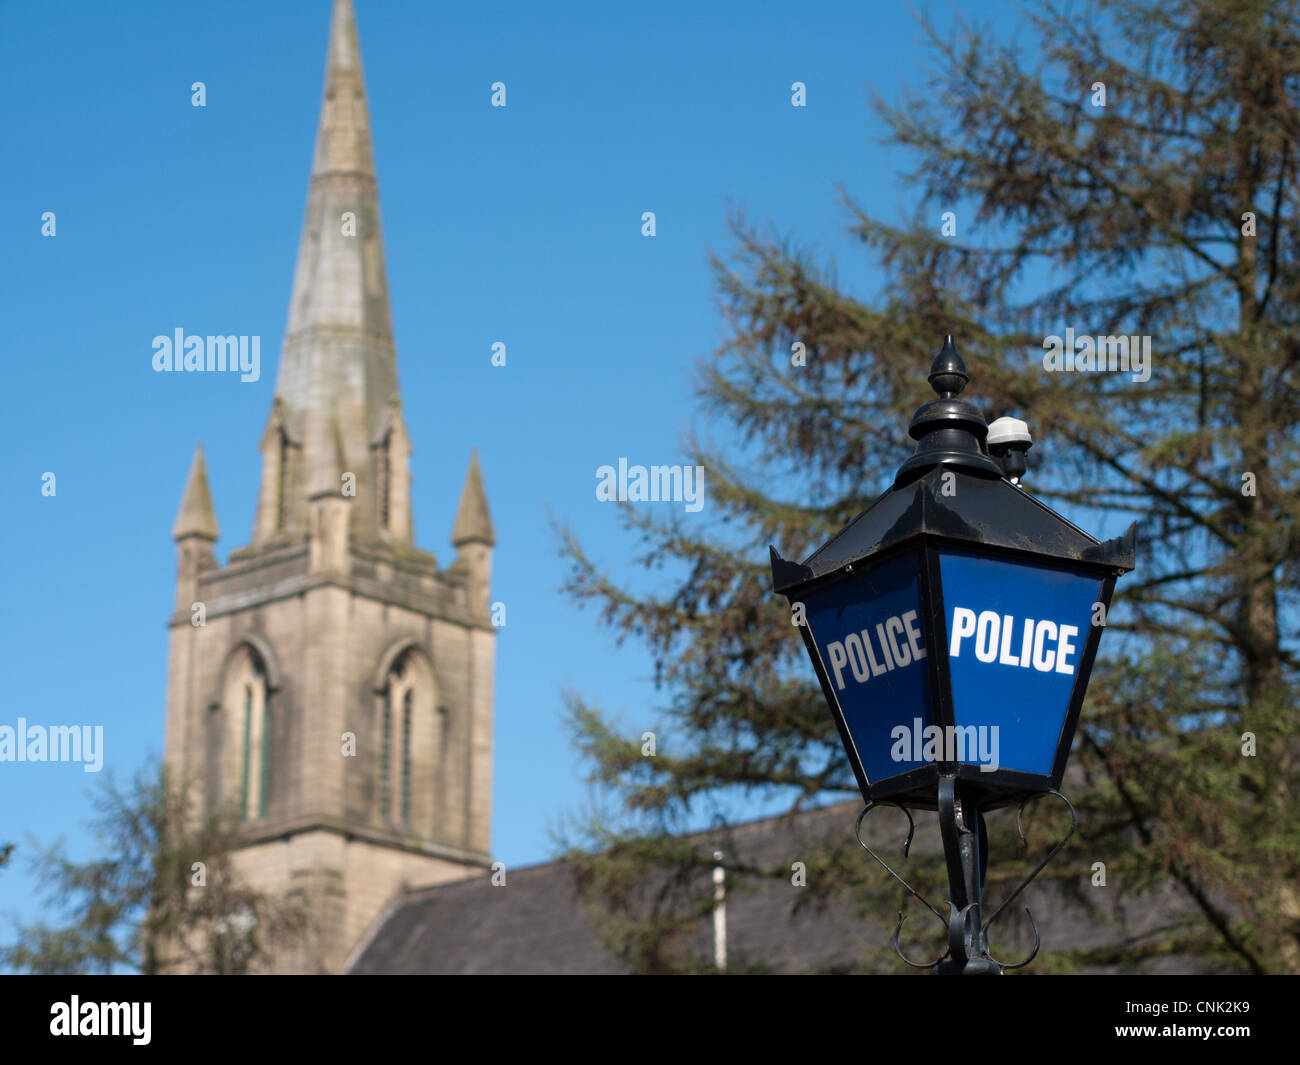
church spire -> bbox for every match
[284,0,390,343]
[173,444,219,541]
[452,450,495,547]
[310,0,376,182]
[254,0,402,548]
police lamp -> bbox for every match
[770,336,1135,973]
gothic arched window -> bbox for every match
[400,689,412,825]
[222,645,271,821]
[375,648,436,835]
[378,688,393,821]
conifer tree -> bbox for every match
[0,761,308,974]
[559,0,1300,973]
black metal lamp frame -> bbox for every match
[855,781,1076,973]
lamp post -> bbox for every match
[770,336,1135,973]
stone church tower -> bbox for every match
[162,0,495,973]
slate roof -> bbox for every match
[348,801,1213,975]
[348,859,627,975]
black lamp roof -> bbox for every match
[770,465,1136,593]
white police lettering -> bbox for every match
[825,610,925,691]
[948,607,1079,675]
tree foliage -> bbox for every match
[0,760,308,974]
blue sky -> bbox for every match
[0,0,1028,942]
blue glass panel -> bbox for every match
[939,550,1103,775]
[802,553,932,784]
